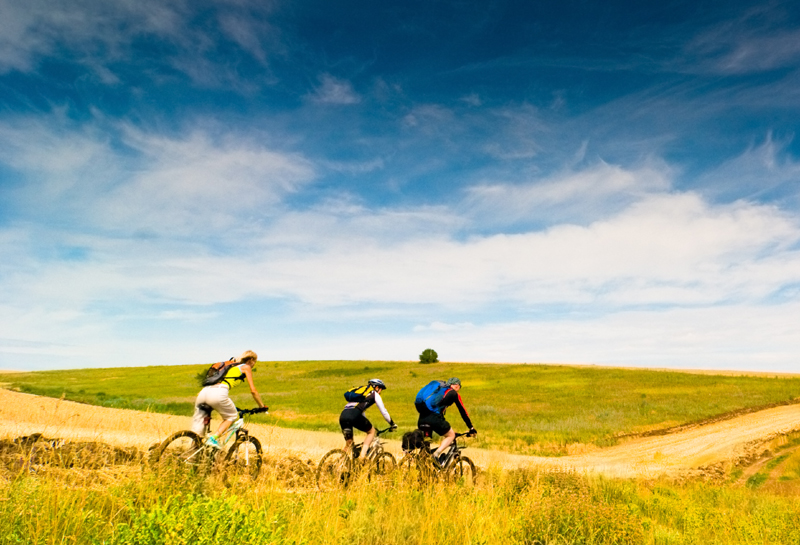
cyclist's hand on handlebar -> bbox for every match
[252,406,269,414]
[467,427,477,437]
[389,420,398,431]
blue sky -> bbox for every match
[1,0,800,371]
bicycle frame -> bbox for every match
[195,406,264,460]
[420,431,472,470]
[352,427,392,461]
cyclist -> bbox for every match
[192,350,267,448]
[339,378,397,460]
[414,377,477,467]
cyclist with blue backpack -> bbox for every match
[340,378,397,459]
[414,377,477,467]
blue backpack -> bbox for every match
[415,380,448,413]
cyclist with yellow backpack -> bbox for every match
[339,378,397,459]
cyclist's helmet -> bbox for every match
[368,378,387,389]
[446,377,461,387]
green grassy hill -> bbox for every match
[2,360,798,456]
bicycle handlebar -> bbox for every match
[237,406,269,416]
[376,426,397,436]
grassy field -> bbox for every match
[2,460,799,545]
[1,360,799,456]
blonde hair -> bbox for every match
[238,350,258,365]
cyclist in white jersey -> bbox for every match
[339,378,397,458]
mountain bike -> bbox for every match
[153,405,268,480]
[399,431,476,487]
[316,427,397,489]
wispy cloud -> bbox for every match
[686,7,800,74]
[310,74,361,105]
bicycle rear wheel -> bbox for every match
[153,430,203,474]
[448,456,476,487]
[316,449,353,489]
[224,436,263,480]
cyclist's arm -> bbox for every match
[444,389,474,430]
[373,391,394,425]
[242,365,266,408]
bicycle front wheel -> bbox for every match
[224,436,263,480]
[316,449,353,489]
[371,452,397,477]
[153,430,203,474]
[448,456,476,487]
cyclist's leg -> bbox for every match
[429,415,454,458]
[191,392,209,435]
[349,412,373,458]
[339,409,355,453]
[205,387,237,439]
[361,425,377,456]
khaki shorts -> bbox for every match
[192,385,237,435]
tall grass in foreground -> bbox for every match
[1,464,798,544]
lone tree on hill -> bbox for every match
[419,348,438,364]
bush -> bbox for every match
[419,349,438,364]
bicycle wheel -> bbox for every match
[153,430,203,474]
[448,456,476,487]
[316,449,353,489]
[398,453,414,473]
[371,452,397,477]
[224,436,263,480]
[398,452,432,485]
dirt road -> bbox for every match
[2,389,798,479]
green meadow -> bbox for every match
[2,360,799,456]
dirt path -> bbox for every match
[2,389,798,479]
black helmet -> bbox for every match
[368,378,387,389]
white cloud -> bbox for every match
[463,160,672,225]
[310,74,361,105]
[2,125,800,370]
[0,118,317,236]
[0,0,187,74]
[106,128,316,234]
[244,191,799,309]
[695,135,800,202]
[403,301,800,371]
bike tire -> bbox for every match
[371,452,397,477]
[153,430,203,474]
[449,455,477,487]
[398,452,433,485]
[398,453,414,473]
[316,449,353,489]
[224,436,263,480]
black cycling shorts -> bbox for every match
[339,408,372,441]
[417,410,451,437]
